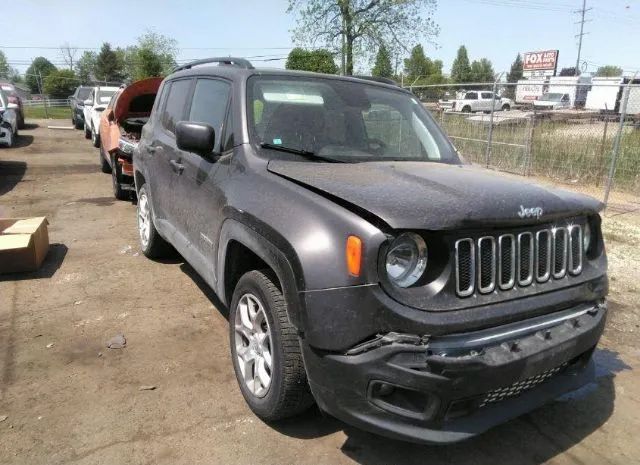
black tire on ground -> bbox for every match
[18,113,25,130]
[91,125,100,148]
[111,154,128,200]
[99,144,111,173]
[84,123,91,139]
[229,270,314,421]
[75,118,84,130]
[462,105,471,113]
[502,104,511,111]
[136,184,171,258]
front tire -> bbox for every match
[84,122,91,139]
[502,104,511,111]
[462,105,471,113]
[91,125,100,148]
[230,270,313,421]
[137,184,170,258]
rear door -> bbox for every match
[481,92,494,111]
[145,78,194,242]
[172,77,233,284]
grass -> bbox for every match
[435,111,640,192]
[23,105,71,120]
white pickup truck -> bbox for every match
[440,91,513,113]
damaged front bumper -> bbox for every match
[303,301,606,444]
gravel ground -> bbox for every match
[0,120,639,465]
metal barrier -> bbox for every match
[410,80,640,208]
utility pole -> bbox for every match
[574,0,592,76]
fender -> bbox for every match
[217,213,306,332]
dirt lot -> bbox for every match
[1,121,639,465]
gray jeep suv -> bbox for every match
[133,58,608,444]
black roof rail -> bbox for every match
[173,57,254,72]
[352,75,399,86]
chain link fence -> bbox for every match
[411,80,640,209]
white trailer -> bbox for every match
[546,76,591,108]
[586,77,640,114]
[515,79,546,104]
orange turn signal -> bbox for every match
[346,235,362,277]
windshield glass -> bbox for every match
[541,93,564,101]
[78,88,92,100]
[97,89,116,104]
[247,75,459,163]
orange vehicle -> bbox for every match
[98,77,162,200]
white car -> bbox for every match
[533,92,571,110]
[446,91,513,113]
[83,86,119,147]
[0,87,19,147]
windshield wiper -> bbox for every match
[260,143,344,163]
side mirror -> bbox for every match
[83,99,93,106]
[7,103,18,110]
[176,121,215,157]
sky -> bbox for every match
[5,0,640,77]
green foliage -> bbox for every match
[43,69,78,98]
[371,45,393,78]
[504,53,523,98]
[75,51,97,84]
[403,44,441,80]
[288,0,438,75]
[559,67,580,77]
[286,48,338,74]
[25,57,57,93]
[595,65,623,77]
[124,31,178,81]
[450,46,472,83]
[0,51,9,80]
[470,58,495,82]
[94,43,125,84]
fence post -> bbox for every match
[603,74,635,208]
[484,73,503,168]
[524,111,536,176]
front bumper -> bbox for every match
[303,301,606,444]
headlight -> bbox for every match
[583,222,592,251]
[118,139,136,155]
[385,232,428,288]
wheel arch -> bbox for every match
[217,216,306,333]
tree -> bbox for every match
[371,45,393,78]
[75,51,97,84]
[559,67,580,76]
[450,45,472,83]
[43,69,78,98]
[288,0,439,75]
[504,53,523,98]
[25,57,57,93]
[59,42,78,69]
[124,31,178,81]
[0,51,9,80]
[286,48,338,74]
[470,58,495,83]
[403,44,435,80]
[94,43,125,84]
[595,65,623,77]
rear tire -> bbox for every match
[502,104,511,111]
[111,154,128,200]
[137,184,171,258]
[230,270,314,421]
[75,117,83,130]
[462,105,471,113]
[91,125,100,148]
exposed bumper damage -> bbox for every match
[303,301,606,444]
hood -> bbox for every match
[113,77,162,124]
[267,160,602,230]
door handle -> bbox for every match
[169,159,185,174]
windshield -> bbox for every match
[97,89,116,104]
[78,88,92,100]
[247,75,459,163]
[541,93,564,102]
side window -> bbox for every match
[481,92,493,99]
[465,92,478,100]
[188,79,231,151]
[161,79,192,134]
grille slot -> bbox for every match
[477,237,496,294]
[454,224,584,297]
[536,229,551,282]
[455,239,475,297]
[553,227,568,279]
[568,225,583,275]
[517,232,534,286]
[498,234,515,290]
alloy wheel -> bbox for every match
[137,193,151,249]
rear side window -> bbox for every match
[161,79,192,134]
[481,92,493,99]
[188,79,231,151]
[465,92,478,100]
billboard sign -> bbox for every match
[523,50,559,78]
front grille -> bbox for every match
[455,224,584,297]
[479,362,568,408]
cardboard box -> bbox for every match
[0,217,50,274]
